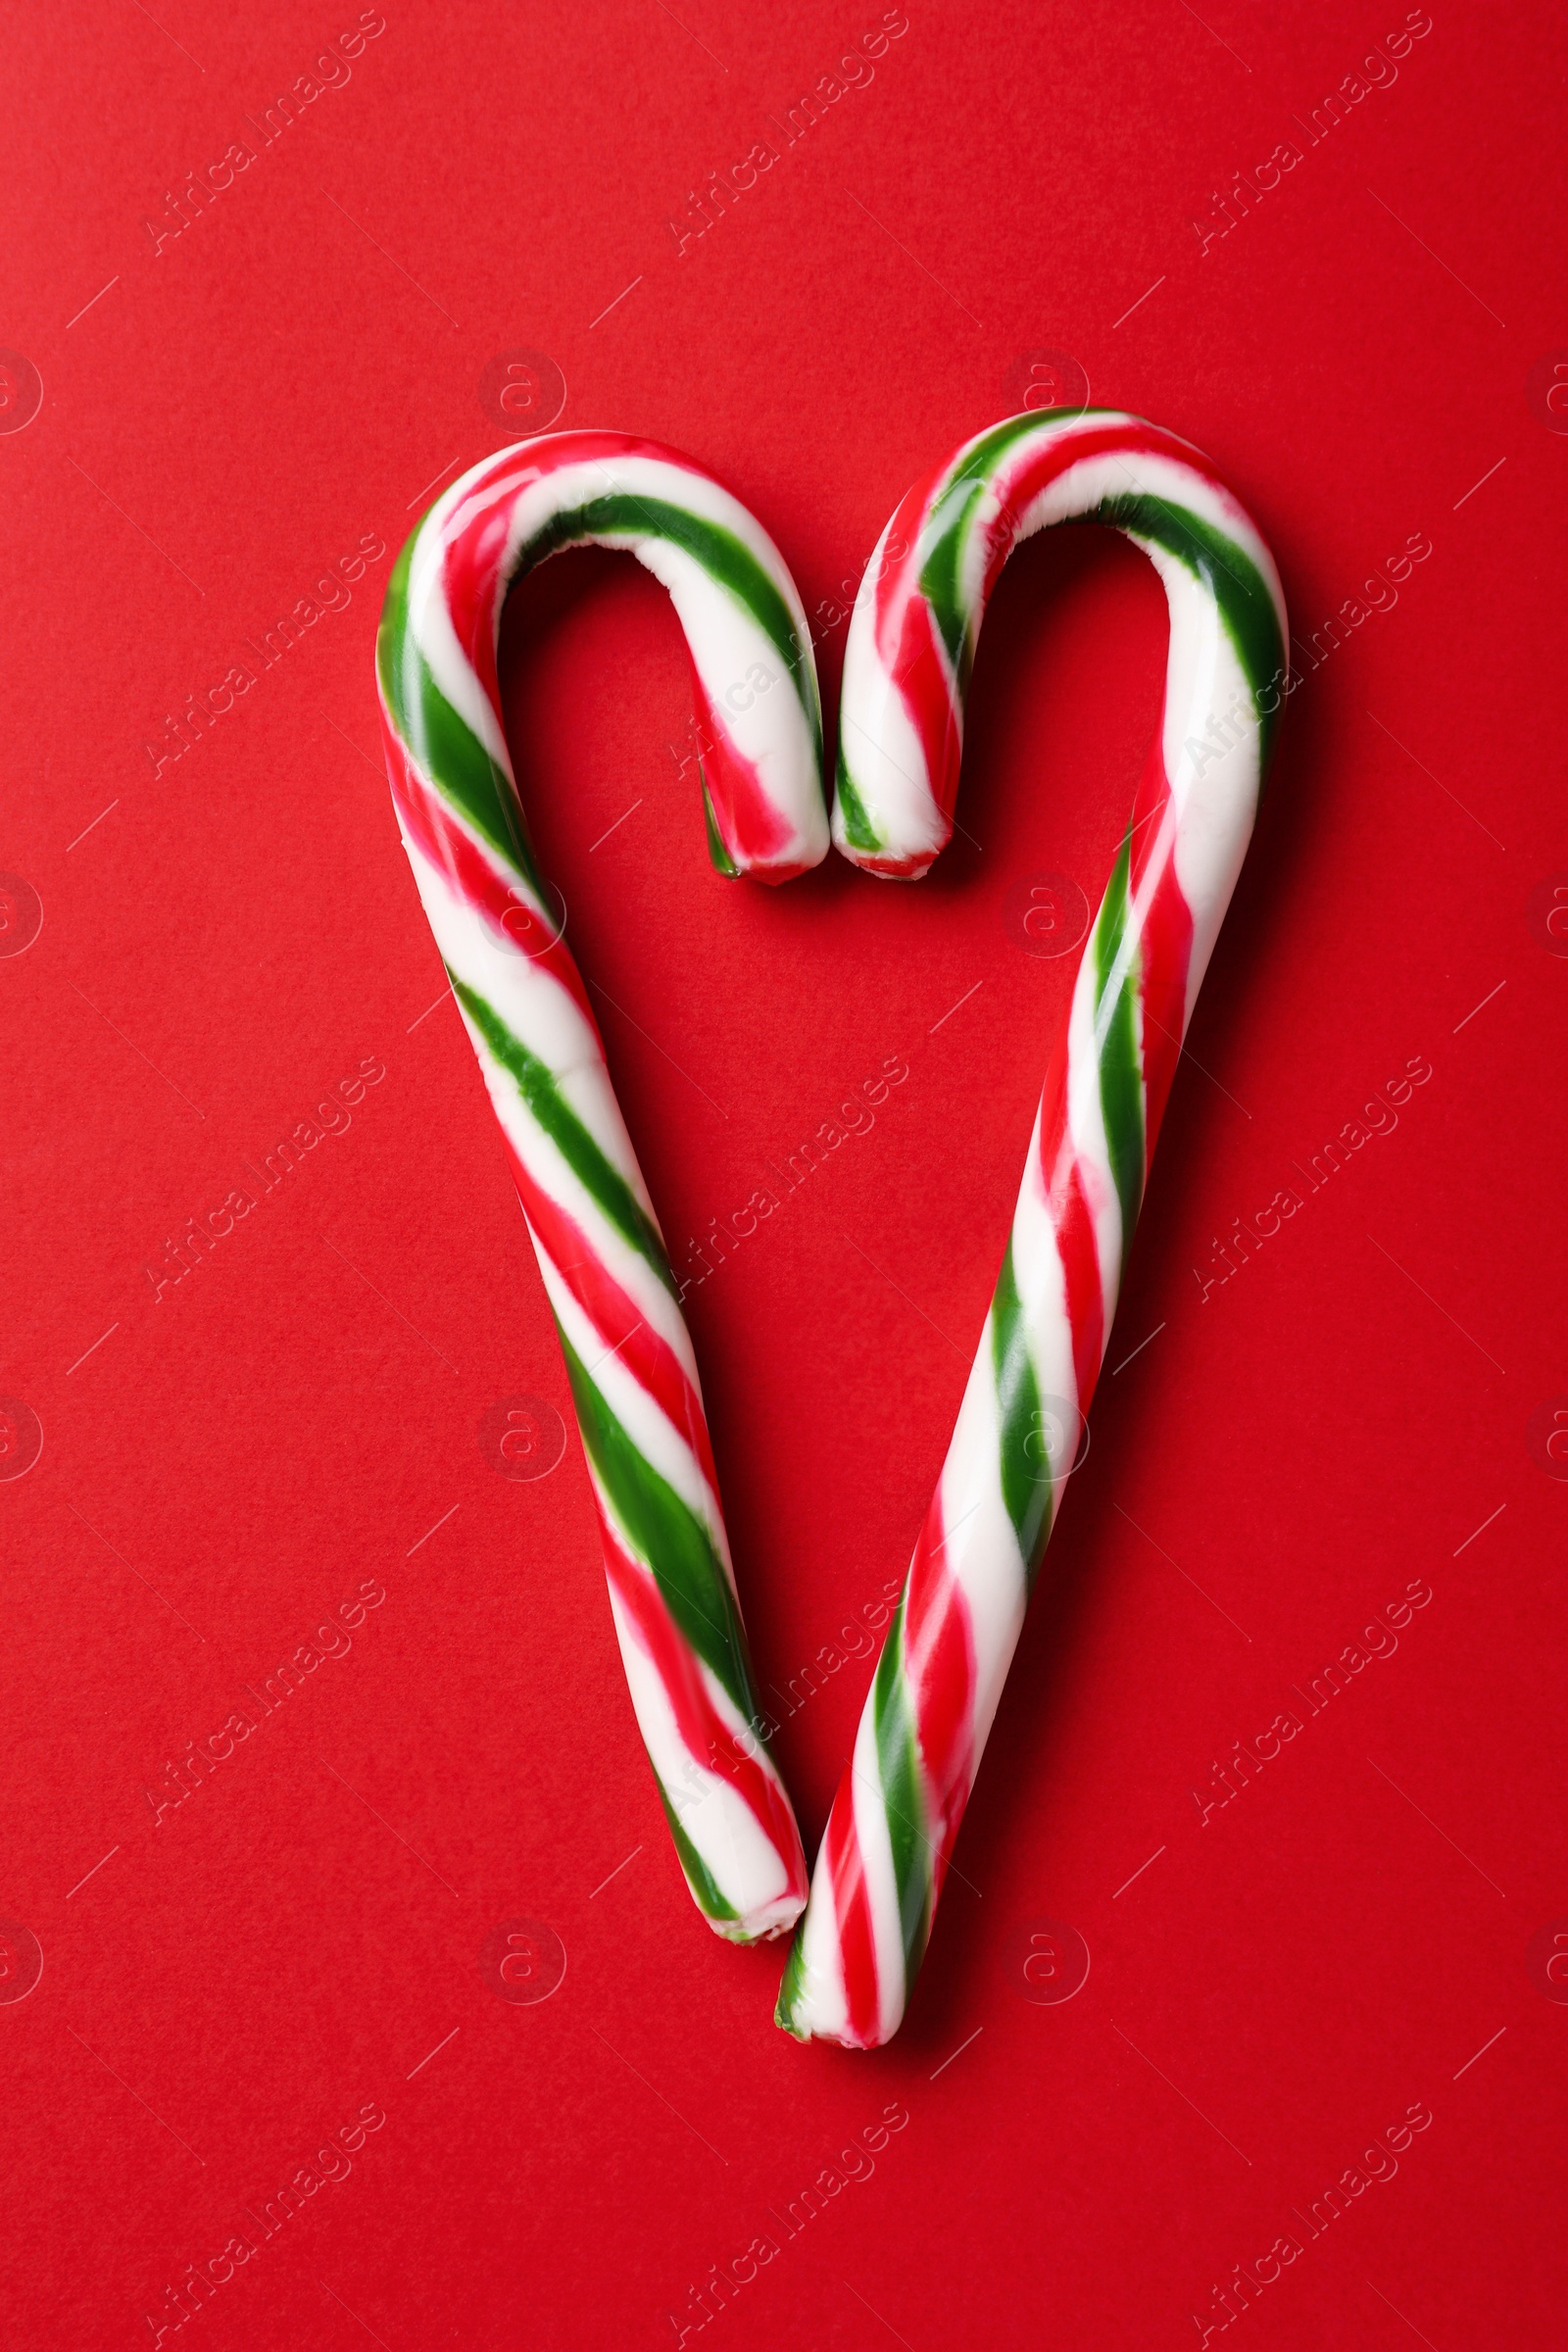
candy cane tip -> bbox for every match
[708,820,829,886]
[830,745,948,879]
[717,1893,808,1946]
[771,1912,889,2046]
[829,779,933,877]
[772,1941,812,2037]
[834,841,939,881]
[772,1990,881,2050]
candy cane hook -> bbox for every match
[377,431,827,1940]
[777,409,1288,2042]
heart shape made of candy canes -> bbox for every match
[374,414,1287,2037]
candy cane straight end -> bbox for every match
[377,429,823,1944]
[773,1909,879,2046]
[788,407,1288,2043]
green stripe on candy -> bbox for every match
[700,774,740,877]
[453,978,673,1295]
[916,472,989,686]
[376,534,548,897]
[909,420,1285,783]
[657,1784,740,1923]
[1092,827,1147,1249]
[773,1916,809,2033]
[381,480,829,897]
[945,408,1084,490]
[1096,492,1286,772]
[530,495,821,758]
[558,1330,755,1722]
[833,741,881,853]
[991,1245,1054,1583]
[873,1599,931,1984]
[914,410,1079,683]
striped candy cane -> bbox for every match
[376,431,827,1941]
[778,409,1288,2042]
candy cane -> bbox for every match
[376,431,827,1941]
[777,409,1288,2043]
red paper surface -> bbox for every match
[3,2,1565,2343]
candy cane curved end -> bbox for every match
[377,430,826,1942]
[782,410,1288,2043]
[832,408,1287,893]
[383,430,829,888]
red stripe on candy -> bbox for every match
[868,421,1242,849]
[870,476,964,827]
[437,434,708,717]
[688,659,795,871]
[1126,734,1194,1159]
[383,728,599,1041]
[1037,1026,1106,1415]
[824,1791,881,2047]
[997,418,1227,532]
[902,1493,977,1869]
[508,1152,719,1504]
[598,1517,806,1894]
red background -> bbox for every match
[3,1,1565,2343]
